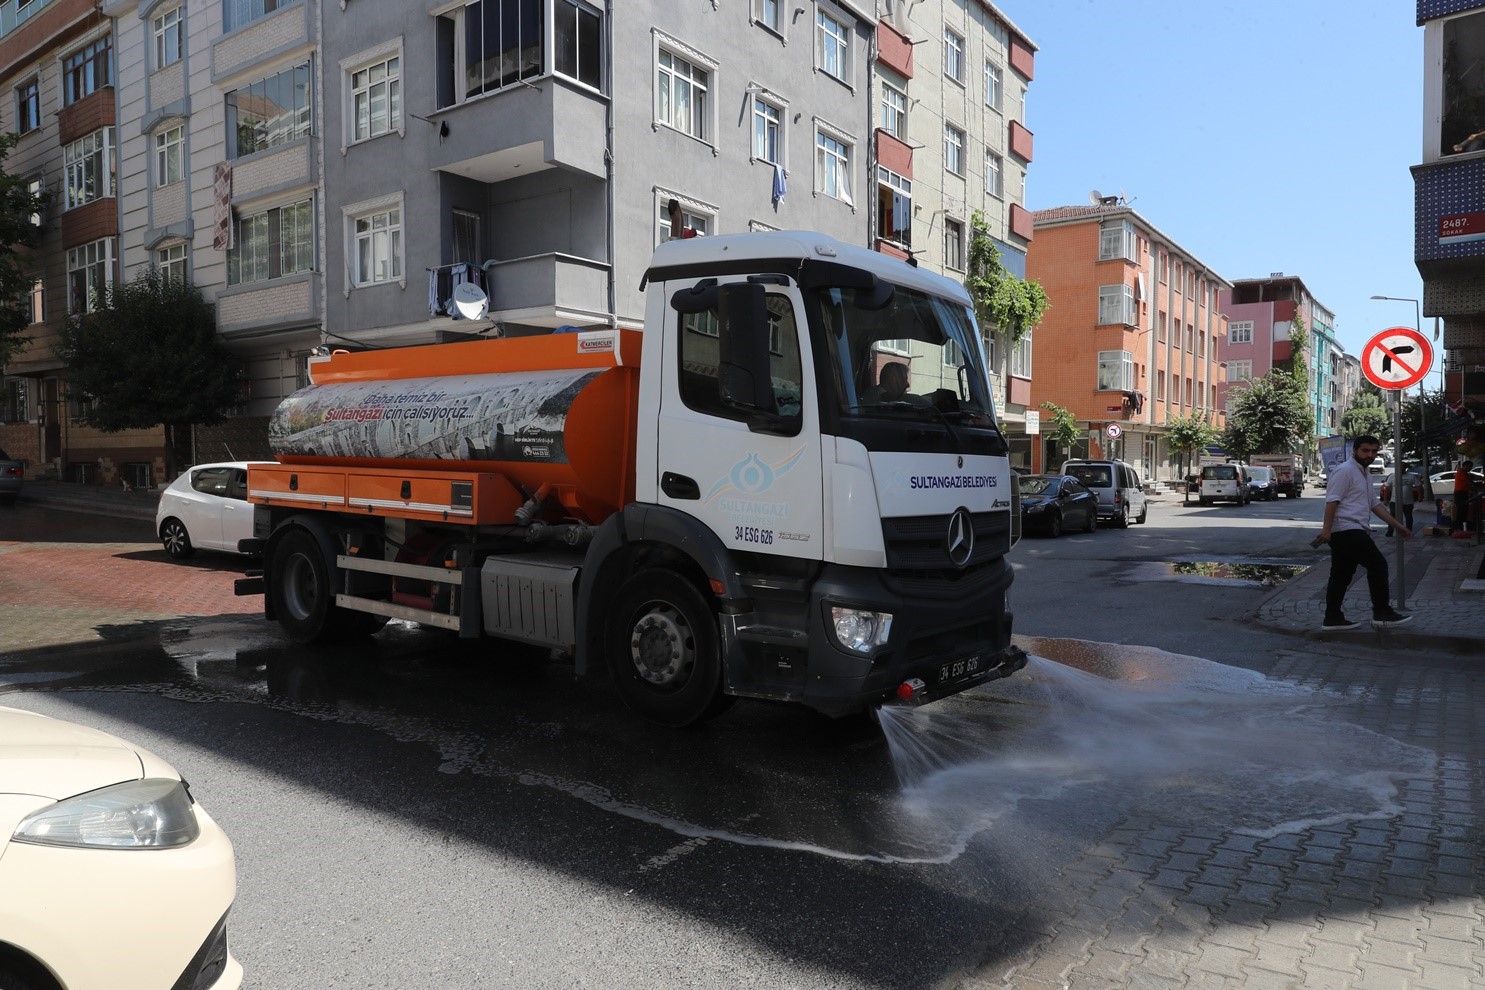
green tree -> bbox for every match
[1223,369,1314,459]
[965,210,1048,351]
[1165,412,1218,504]
[1400,387,1451,470]
[60,269,246,473]
[1341,390,1391,444]
[0,132,49,370]
[1040,401,1080,468]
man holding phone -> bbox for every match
[1314,435,1412,630]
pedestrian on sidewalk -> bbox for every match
[1314,435,1412,630]
[1382,468,1421,537]
[1453,460,1475,533]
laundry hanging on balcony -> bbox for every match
[772,163,787,208]
[427,263,486,318]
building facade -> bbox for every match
[1027,203,1230,483]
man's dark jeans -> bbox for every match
[1326,529,1391,619]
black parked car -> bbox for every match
[1019,475,1098,537]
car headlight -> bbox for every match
[829,607,892,655]
[13,778,200,849]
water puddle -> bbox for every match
[1125,560,1309,588]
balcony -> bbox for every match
[1412,154,1485,279]
[430,77,606,184]
[486,252,610,327]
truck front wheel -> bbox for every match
[607,570,727,727]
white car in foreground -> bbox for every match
[155,462,273,560]
[0,706,241,990]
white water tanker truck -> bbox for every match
[235,231,1026,725]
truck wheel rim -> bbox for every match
[629,604,694,688]
[283,553,319,621]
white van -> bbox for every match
[1061,459,1148,528]
[1199,463,1250,505]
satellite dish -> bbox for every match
[452,282,489,321]
[1089,189,1104,205]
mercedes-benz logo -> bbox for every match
[946,506,974,567]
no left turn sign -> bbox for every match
[1361,326,1432,391]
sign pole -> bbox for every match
[1393,397,1406,610]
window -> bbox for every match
[227,62,312,158]
[1098,221,1137,262]
[1185,325,1194,352]
[944,124,964,176]
[678,291,801,428]
[435,0,552,106]
[27,277,43,324]
[1097,284,1134,326]
[554,0,601,90]
[1097,350,1133,391]
[63,36,112,105]
[154,7,182,68]
[1198,330,1206,358]
[815,129,851,202]
[66,238,114,314]
[224,0,282,32]
[1010,333,1032,378]
[876,167,910,247]
[881,82,906,139]
[155,126,184,186]
[1185,377,1193,406]
[1227,360,1252,381]
[944,29,963,83]
[1158,312,1167,343]
[228,199,314,285]
[944,218,964,271]
[157,243,188,282]
[63,129,115,210]
[816,10,849,82]
[1158,252,1168,283]
[14,78,39,134]
[354,208,402,285]
[657,48,709,140]
[984,60,1003,110]
[2,378,29,423]
[351,56,400,142]
[656,199,711,244]
[754,0,780,32]
[1156,370,1165,401]
[452,209,481,264]
[1229,320,1254,344]
[985,150,1003,198]
[753,98,781,163]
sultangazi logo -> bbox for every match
[703,449,805,503]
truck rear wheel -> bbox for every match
[270,528,388,643]
[607,570,727,727]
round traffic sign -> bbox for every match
[1361,326,1432,391]
[1106,422,1122,439]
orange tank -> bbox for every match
[266,330,642,523]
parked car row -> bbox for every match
[1020,459,1149,538]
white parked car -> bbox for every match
[0,705,241,990]
[155,462,272,560]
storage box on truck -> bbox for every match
[235,231,1027,726]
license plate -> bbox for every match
[937,653,987,686]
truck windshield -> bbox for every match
[811,282,998,428]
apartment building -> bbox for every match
[1027,202,1230,483]
[1218,274,1337,447]
[871,0,1036,466]
[1415,0,1485,428]
[0,0,167,485]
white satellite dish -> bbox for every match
[1089,189,1104,205]
[452,281,489,321]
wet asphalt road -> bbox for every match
[0,497,1431,989]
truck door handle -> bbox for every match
[662,472,700,500]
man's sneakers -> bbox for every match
[1322,615,1361,631]
[1372,608,1414,628]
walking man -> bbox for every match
[1454,459,1475,533]
[1315,435,1412,630]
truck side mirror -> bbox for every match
[717,283,774,414]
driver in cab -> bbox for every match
[866,362,930,406]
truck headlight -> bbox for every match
[830,607,893,655]
[13,779,200,849]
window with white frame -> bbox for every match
[25,176,42,228]
[657,47,710,140]
[881,81,906,139]
[66,238,114,314]
[944,218,964,271]
[984,59,1003,110]
[1010,333,1032,378]
[985,150,1003,198]
[28,277,43,324]
[815,128,851,203]
[1097,284,1134,326]
[754,0,780,32]
[224,0,283,33]
[876,166,910,247]
[944,124,964,176]
[351,56,400,142]
[227,62,312,158]
[63,129,115,210]
[154,7,182,68]
[554,0,601,89]
[228,199,313,285]
[62,35,111,106]
[1097,350,1133,392]
[14,78,40,134]
[157,243,188,282]
[1227,359,1252,381]
[353,207,403,285]
[1098,221,1137,262]
[1229,320,1254,344]
[944,28,963,83]
[816,9,849,82]
[753,98,781,163]
[452,209,481,264]
[155,126,184,186]
[656,198,712,244]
